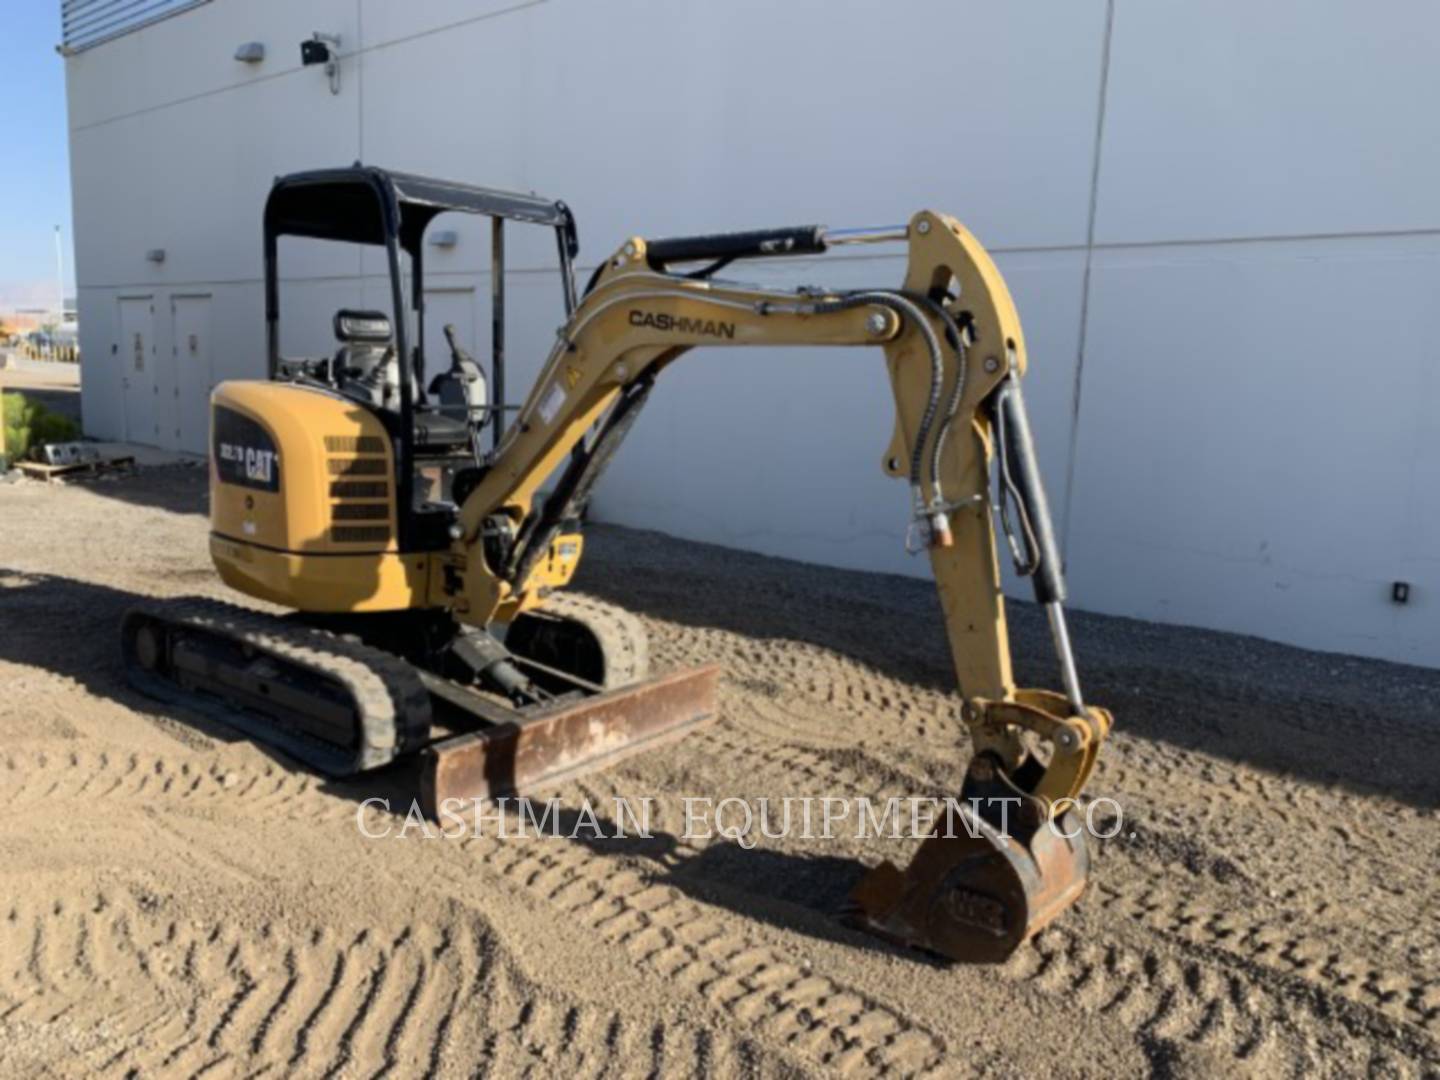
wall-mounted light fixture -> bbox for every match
[234,42,265,63]
[301,32,341,94]
[145,248,166,264]
[429,230,459,249]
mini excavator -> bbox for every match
[123,166,1113,963]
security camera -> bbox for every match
[302,33,341,93]
[300,39,330,66]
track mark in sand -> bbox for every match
[1092,874,1440,1038]
[681,724,1440,1071]
[6,741,940,1073]
[247,946,299,1057]
[1008,924,1439,1073]
[0,889,770,1078]
[448,829,948,1077]
[7,747,340,821]
[1096,743,1437,1017]
[660,622,955,748]
[698,721,938,805]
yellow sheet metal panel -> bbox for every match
[210,381,398,556]
[210,535,432,613]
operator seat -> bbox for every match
[333,309,404,411]
[331,309,471,451]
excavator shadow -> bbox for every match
[0,567,320,774]
[557,809,930,959]
[348,794,926,961]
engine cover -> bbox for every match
[209,380,431,613]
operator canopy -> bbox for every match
[261,165,580,452]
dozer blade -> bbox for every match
[849,800,1089,964]
[420,664,721,815]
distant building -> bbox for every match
[2,309,59,335]
[61,0,1440,668]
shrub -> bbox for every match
[1,393,82,466]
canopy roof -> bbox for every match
[264,165,577,256]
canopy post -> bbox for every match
[491,215,506,450]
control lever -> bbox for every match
[443,323,471,370]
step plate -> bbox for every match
[420,664,721,814]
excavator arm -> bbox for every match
[444,210,1114,961]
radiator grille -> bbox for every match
[331,503,390,521]
[330,526,392,545]
[329,480,389,499]
[326,432,392,544]
[327,458,388,477]
[324,435,387,454]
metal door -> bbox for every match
[118,297,156,445]
[171,295,214,454]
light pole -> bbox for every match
[54,225,64,321]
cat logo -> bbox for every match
[244,447,276,484]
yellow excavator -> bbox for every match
[122,166,1112,963]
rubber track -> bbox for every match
[122,597,432,774]
[529,592,651,688]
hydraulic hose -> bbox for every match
[807,291,945,506]
[897,291,969,502]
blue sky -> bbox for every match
[1,1,74,309]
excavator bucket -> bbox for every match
[848,793,1089,964]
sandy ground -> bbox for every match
[0,465,1436,1078]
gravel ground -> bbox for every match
[0,465,1436,1077]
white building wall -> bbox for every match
[66,0,1440,668]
